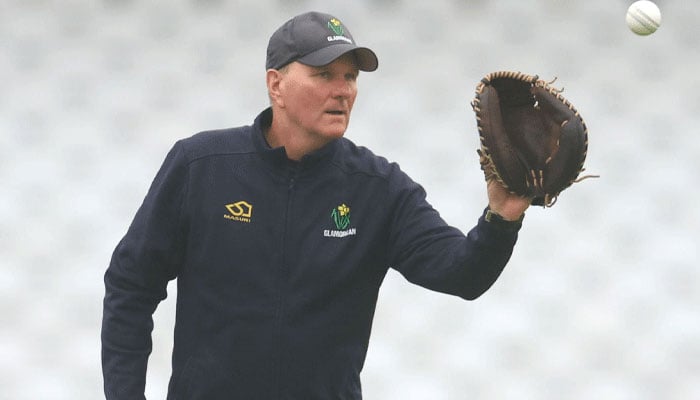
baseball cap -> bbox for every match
[266,11,378,72]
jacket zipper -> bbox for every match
[274,163,300,398]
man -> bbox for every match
[102,11,529,400]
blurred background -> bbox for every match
[2,0,698,399]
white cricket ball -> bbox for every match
[626,1,661,36]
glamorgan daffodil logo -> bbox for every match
[328,18,344,36]
[324,203,356,238]
[331,203,350,230]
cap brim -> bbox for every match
[297,44,378,72]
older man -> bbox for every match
[102,11,529,400]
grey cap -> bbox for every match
[266,11,378,72]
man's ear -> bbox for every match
[266,69,285,108]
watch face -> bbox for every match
[485,209,500,222]
[486,209,523,224]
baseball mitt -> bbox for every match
[471,71,597,207]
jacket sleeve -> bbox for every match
[101,142,189,399]
[386,167,521,300]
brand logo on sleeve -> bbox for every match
[324,203,356,238]
[224,201,253,223]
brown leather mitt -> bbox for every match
[471,71,597,206]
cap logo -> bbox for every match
[328,18,344,35]
[326,17,352,44]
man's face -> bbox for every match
[276,54,359,143]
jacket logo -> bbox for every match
[324,203,356,238]
[224,201,252,223]
[331,203,350,229]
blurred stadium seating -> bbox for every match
[1,0,698,398]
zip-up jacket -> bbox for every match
[101,108,522,400]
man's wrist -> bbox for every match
[484,207,524,228]
[486,209,524,223]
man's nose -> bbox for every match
[331,79,354,99]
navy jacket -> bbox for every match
[102,108,522,399]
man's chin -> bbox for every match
[320,124,349,139]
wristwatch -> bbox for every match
[484,207,524,227]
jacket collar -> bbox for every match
[252,108,340,168]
